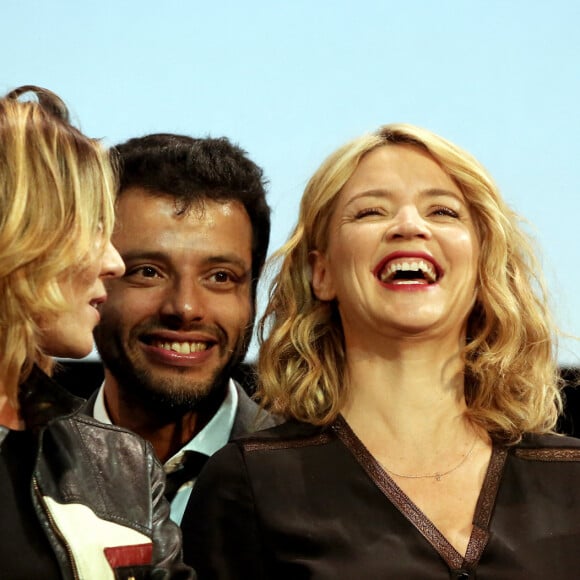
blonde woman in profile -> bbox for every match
[187,124,580,579]
[0,86,193,579]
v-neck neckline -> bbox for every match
[332,414,508,571]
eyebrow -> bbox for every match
[344,188,465,207]
[120,250,169,263]
[204,254,251,271]
[121,250,250,271]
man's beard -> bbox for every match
[94,319,252,422]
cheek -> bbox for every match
[106,283,156,313]
[98,295,139,333]
[75,256,102,289]
[35,312,55,341]
[324,227,374,269]
[56,275,75,304]
[452,233,480,305]
[451,229,479,267]
[227,296,253,330]
[332,225,384,274]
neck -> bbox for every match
[341,334,469,448]
[101,372,223,463]
[0,389,23,430]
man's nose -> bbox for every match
[159,280,206,327]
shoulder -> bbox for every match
[37,412,167,529]
[50,411,156,467]
[201,421,334,473]
[194,421,336,495]
[231,383,284,438]
[511,432,580,461]
[230,419,335,453]
[64,410,146,441]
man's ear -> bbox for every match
[309,250,336,301]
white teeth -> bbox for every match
[392,280,424,285]
[380,259,437,283]
[155,341,209,353]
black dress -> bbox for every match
[185,416,580,580]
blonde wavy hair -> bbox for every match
[258,123,561,444]
[0,86,117,403]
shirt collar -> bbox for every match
[93,379,238,469]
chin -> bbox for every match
[54,340,94,360]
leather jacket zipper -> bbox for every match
[33,477,80,580]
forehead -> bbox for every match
[338,144,462,203]
[113,187,253,261]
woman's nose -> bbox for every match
[100,241,125,279]
[384,207,431,240]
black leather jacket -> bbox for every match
[17,367,194,580]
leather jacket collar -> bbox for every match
[18,365,85,435]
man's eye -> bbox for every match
[126,266,159,278]
[142,266,159,277]
[212,271,232,283]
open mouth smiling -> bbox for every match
[375,255,441,286]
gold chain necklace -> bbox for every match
[381,436,477,482]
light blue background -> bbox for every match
[4,0,579,363]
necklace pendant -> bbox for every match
[435,473,442,482]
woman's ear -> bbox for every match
[309,250,336,301]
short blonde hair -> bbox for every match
[258,124,561,444]
[0,86,117,402]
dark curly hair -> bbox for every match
[114,133,270,299]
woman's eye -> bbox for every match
[431,206,459,218]
[355,207,384,219]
